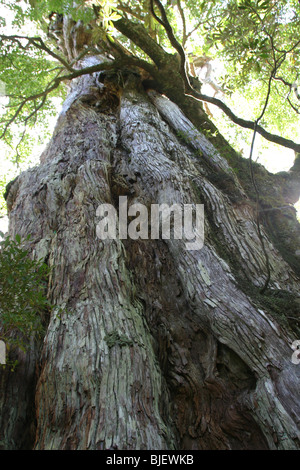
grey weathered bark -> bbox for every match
[1,54,300,450]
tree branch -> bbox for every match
[148,0,300,153]
[187,90,300,153]
[2,13,300,155]
[0,34,74,72]
[114,16,169,67]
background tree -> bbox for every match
[0,0,300,450]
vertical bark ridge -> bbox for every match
[32,101,176,449]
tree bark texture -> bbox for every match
[1,63,300,450]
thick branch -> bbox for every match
[114,17,169,67]
[150,0,189,84]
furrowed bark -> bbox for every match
[6,70,176,450]
[117,77,300,449]
[1,60,300,450]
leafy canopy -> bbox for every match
[0,233,50,353]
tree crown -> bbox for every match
[0,0,300,214]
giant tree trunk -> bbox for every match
[1,59,300,450]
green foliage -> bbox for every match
[1,0,94,26]
[0,0,67,174]
[201,0,300,132]
[0,45,65,151]
[0,233,50,351]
